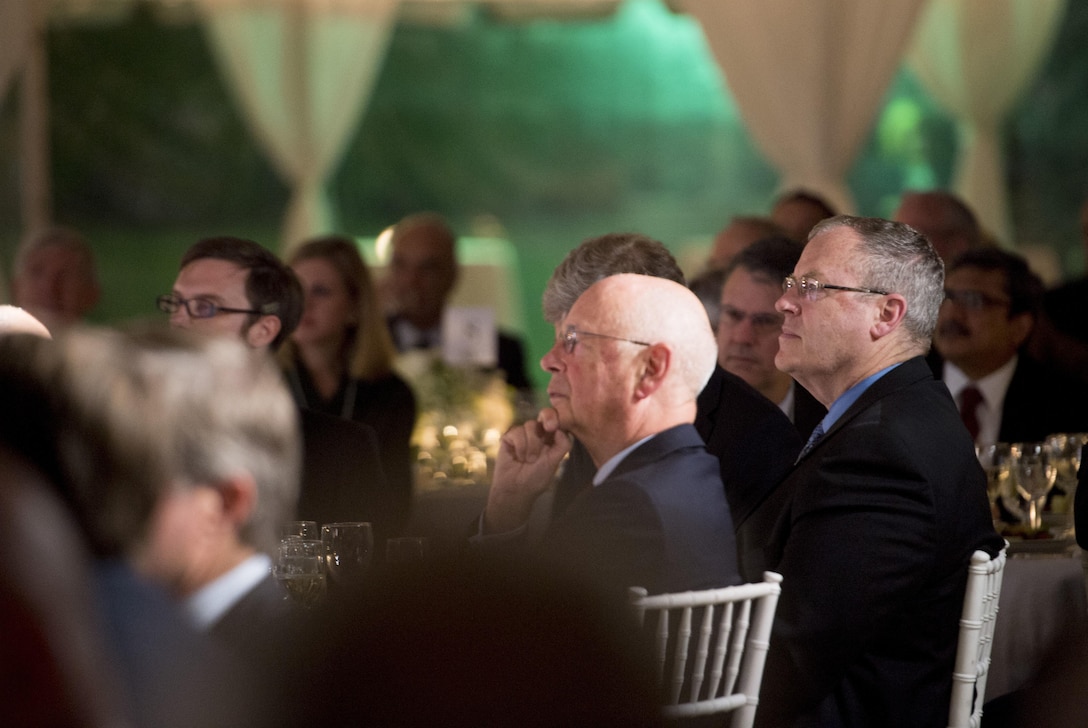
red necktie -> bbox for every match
[960,386,983,441]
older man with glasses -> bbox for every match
[750,215,1003,728]
[478,273,741,598]
[931,247,1088,447]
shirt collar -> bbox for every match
[943,355,1018,408]
[592,434,656,486]
[184,553,271,630]
[819,362,903,434]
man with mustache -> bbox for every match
[932,247,1088,446]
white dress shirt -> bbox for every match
[184,553,272,630]
[942,356,1018,448]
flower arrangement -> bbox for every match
[396,350,517,492]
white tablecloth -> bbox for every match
[986,546,1087,701]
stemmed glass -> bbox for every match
[1011,442,1057,532]
[272,538,326,608]
[1045,433,1087,509]
[976,443,1013,518]
[321,522,374,588]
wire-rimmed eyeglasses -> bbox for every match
[156,294,276,320]
[562,325,651,354]
[782,275,889,301]
[942,289,1010,311]
[719,304,784,335]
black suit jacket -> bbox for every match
[791,381,827,441]
[542,424,741,597]
[297,409,401,543]
[553,366,801,582]
[928,351,1088,444]
[753,357,1003,728]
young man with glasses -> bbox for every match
[931,246,1088,447]
[716,235,826,440]
[752,215,1003,728]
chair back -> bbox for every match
[629,572,783,728]
[948,545,1008,728]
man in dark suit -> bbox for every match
[480,274,741,596]
[753,216,1002,728]
[542,233,801,582]
[931,247,1088,446]
[383,212,532,392]
[716,235,826,441]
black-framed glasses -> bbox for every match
[943,289,1011,311]
[782,275,889,301]
[719,304,784,335]
[562,325,651,354]
[156,294,276,320]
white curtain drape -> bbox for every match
[906,0,1066,244]
[197,0,400,251]
[679,0,926,214]
[0,0,32,99]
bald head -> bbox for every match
[573,274,717,401]
[894,191,981,263]
[0,306,51,339]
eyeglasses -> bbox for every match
[782,275,889,301]
[943,289,1010,311]
[562,325,651,354]
[719,304,784,335]
[156,294,276,320]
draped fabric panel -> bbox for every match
[0,0,32,99]
[678,0,925,215]
[196,0,400,251]
[906,0,1066,244]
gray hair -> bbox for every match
[542,233,684,325]
[811,215,944,347]
[50,324,301,556]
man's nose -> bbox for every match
[169,308,190,328]
[540,342,563,373]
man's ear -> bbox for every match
[871,294,908,339]
[215,473,258,528]
[244,314,282,349]
[633,343,670,400]
[1008,312,1034,350]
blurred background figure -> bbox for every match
[0,304,51,338]
[1039,193,1088,353]
[385,212,531,392]
[770,189,836,243]
[893,189,984,264]
[706,215,788,271]
[687,267,726,333]
[931,247,1088,446]
[716,236,825,439]
[10,226,101,332]
[282,235,416,534]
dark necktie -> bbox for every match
[796,421,826,463]
[960,385,983,442]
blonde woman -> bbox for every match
[282,236,416,534]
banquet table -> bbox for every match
[985,542,1087,702]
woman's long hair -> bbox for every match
[281,235,397,381]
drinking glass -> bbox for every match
[281,520,319,540]
[976,443,1013,513]
[1045,433,1087,509]
[1011,442,1057,532]
[273,538,326,608]
[321,522,374,587]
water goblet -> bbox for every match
[272,538,326,608]
[976,443,1013,517]
[1011,442,1057,532]
[281,520,318,540]
[321,522,374,588]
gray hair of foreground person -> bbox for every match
[24,325,301,557]
[810,215,945,350]
[542,232,685,325]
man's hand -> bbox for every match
[483,408,573,534]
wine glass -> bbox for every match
[321,522,374,588]
[272,538,326,608]
[1011,442,1057,532]
[976,443,1013,516]
[281,520,319,540]
[1045,433,1087,504]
